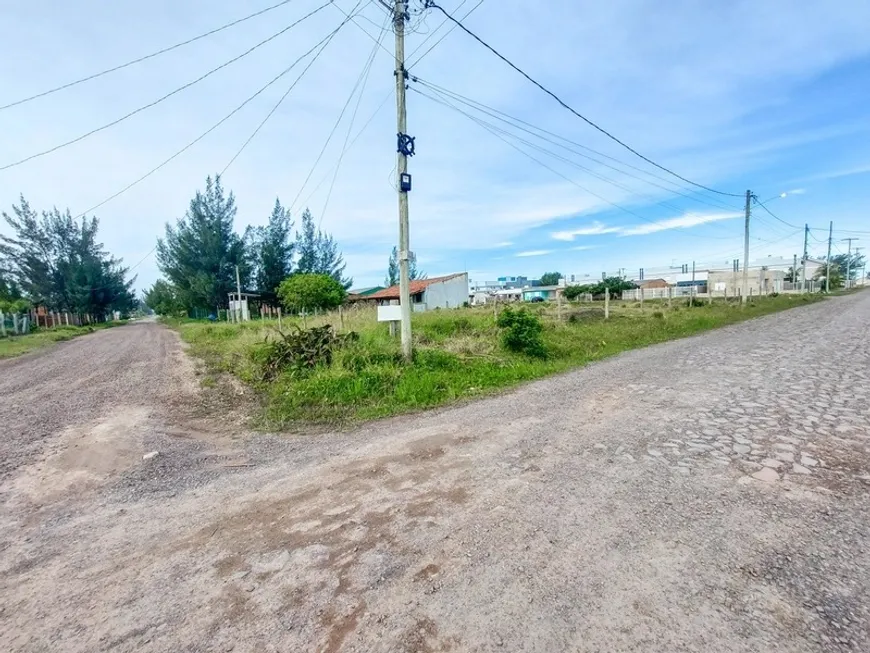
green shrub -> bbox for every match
[652,311,664,319]
[496,307,546,358]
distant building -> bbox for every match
[522,285,565,302]
[346,286,384,304]
[368,273,469,310]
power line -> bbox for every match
[290,9,390,211]
[220,4,363,175]
[0,1,332,172]
[296,90,394,210]
[412,86,734,241]
[0,0,302,111]
[413,77,742,213]
[74,15,356,219]
[406,0,485,68]
[422,1,743,198]
[753,197,801,230]
[318,10,390,227]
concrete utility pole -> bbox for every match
[801,224,809,293]
[856,248,866,287]
[825,221,833,293]
[393,0,413,362]
[235,265,243,323]
[842,238,859,289]
[792,254,797,288]
[742,190,751,303]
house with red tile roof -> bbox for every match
[367,273,469,310]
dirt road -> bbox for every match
[2,296,869,652]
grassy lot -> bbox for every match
[173,293,824,427]
[0,322,127,360]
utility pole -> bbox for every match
[742,190,751,303]
[393,0,413,362]
[842,237,859,289]
[793,254,798,291]
[235,265,243,323]
[825,221,833,293]
[801,224,809,293]
[856,248,866,287]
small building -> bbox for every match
[708,268,786,296]
[493,288,523,302]
[346,286,384,304]
[368,273,469,310]
[522,285,564,302]
[636,279,669,289]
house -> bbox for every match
[708,268,786,296]
[493,288,523,302]
[636,279,669,289]
[522,285,564,302]
[346,286,384,304]
[368,273,469,310]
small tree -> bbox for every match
[496,306,546,358]
[814,265,843,290]
[540,271,562,286]
[144,280,184,316]
[278,273,346,313]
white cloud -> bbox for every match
[572,245,597,251]
[551,222,622,241]
[516,250,553,257]
[619,212,742,236]
[786,188,807,195]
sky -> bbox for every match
[2,0,869,292]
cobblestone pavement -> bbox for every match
[1,293,869,653]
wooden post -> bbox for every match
[0,311,6,337]
[667,286,672,308]
[277,307,282,331]
[639,287,644,310]
[338,305,345,332]
[604,289,610,320]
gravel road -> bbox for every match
[1,295,869,653]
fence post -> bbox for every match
[708,287,714,305]
[639,287,644,310]
[0,311,5,337]
[277,307,282,331]
[65,312,70,326]
[604,289,610,320]
[339,305,345,331]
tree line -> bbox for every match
[0,196,136,318]
[147,175,352,316]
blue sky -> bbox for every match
[2,0,869,291]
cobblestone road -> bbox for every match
[1,293,869,653]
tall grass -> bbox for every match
[172,294,823,426]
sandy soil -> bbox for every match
[1,297,869,652]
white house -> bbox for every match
[369,273,469,311]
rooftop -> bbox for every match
[367,273,467,301]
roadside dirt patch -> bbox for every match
[6,407,148,504]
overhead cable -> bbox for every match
[0,1,332,171]
[423,1,743,198]
[0,0,302,111]
[74,15,355,219]
[412,86,734,241]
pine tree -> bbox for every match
[385,247,399,287]
[294,209,352,289]
[156,175,248,310]
[385,246,424,286]
[246,198,294,295]
[1,195,135,317]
